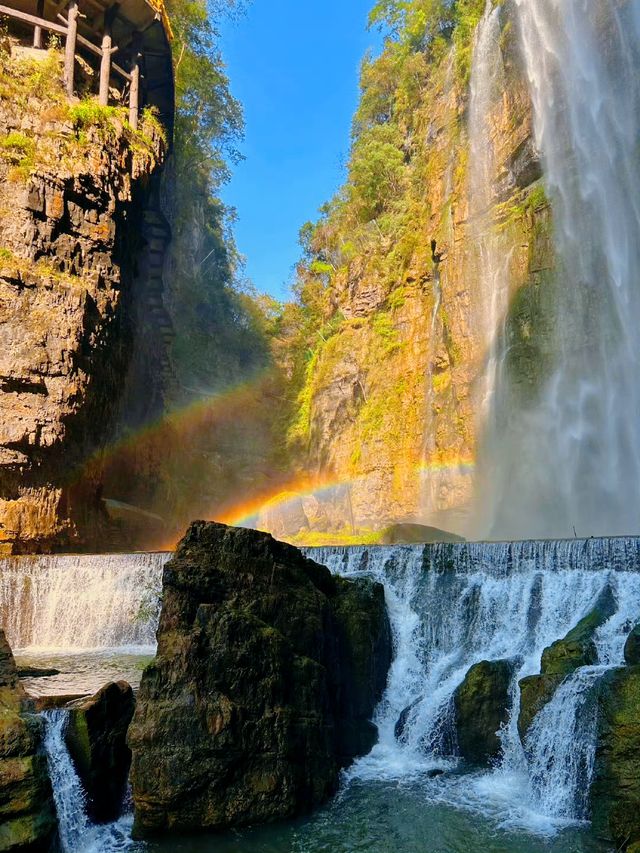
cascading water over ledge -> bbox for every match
[309,537,640,834]
[0,552,169,651]
[10,537,640,850]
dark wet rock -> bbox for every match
[591,666,640,849]
[17,669,60,679]
[0,631,57,852]
[426,768,445,778]
[129,521,392,837]
[454,658,517,766]
[33,695,88,712]
[380,523,465,545]
[65,681,135,823]
[518,586,616,739]
[624,624,640,666]
[394,698,421,742]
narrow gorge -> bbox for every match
[2,1,640,853]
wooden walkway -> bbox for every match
[0,0,173,131]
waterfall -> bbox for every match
[43,710,137,853]
[0,553,169,650]
[44,710,92,850]
[307,538,640,831]
[484,0,640,539]
[468,1,510,423]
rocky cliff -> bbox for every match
[0,46,167,553]
[0,630,56,852]
[128,521,391,836]
[272,0,554,541]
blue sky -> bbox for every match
[218,0,381,300]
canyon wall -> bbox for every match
[0,47,168,553]
[279,0,555,539]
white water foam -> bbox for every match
[307,538,640,835]
[0,553,169,651]
[43,710,138,853]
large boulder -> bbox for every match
[0,631,57,852]
[65,681,135,822]
[518,587,616,739]
[128,522,391,837]
[454,658,518,766]
[591,666,640,849]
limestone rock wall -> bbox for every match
[296,1,554,537]
[0,58,167,553]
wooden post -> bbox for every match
[64,0,78,98]
[129,32,142,130]
[33,0,45,48]
[99,6,115,106]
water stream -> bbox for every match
[5,539,630,851]
[481,0,640,540]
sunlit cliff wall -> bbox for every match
[281,0,555,538]
[0,47,167,553]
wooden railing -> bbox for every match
[0,1,145,128]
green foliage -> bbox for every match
[0,130,35,180]
[452,0,489,83]
[167,0,243,189]
[349,124,406,221]
[368,0,457,50]
[276,0,498,469]
[163,0,268,395]
[0,131,33,154]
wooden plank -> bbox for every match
[0,4,67,35]
[129,47,140,128]
[58,12,130,79]
[98,28,111,104]
[33,0,45,48]
[64,0,78,96]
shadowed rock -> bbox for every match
[624,624,640,666]
[380,523,465,545]
[591,665,640,850]
[129,521,391,837]
[65,681,135,823]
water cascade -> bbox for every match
[43,710,134,853]
[14,539,640,847]
[311,538,640,831]
[482,0,640,539]
[0,553,169,650]
[468,0,509,397]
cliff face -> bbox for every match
[279,0,555,539]
[0,48,166,553]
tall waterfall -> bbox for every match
[469,0,508,385]
[309,539,640,831]
[483,0,640,539]
[0,553,168,650]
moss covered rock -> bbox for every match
[518,587,615,739]
[591,666,640,849]
[129,521,391,837]
[65,681,134,822]
[0,631,57,852]
[454,658,518,766]
[624,624,640,666]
